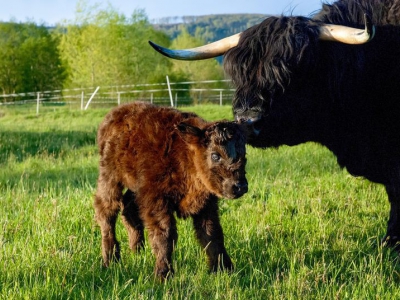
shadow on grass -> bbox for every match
[0,130,96,163]
[233,223,400,291]
[0,164,98,192]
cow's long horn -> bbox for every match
[319,13,375,44]
[148,33,241,60]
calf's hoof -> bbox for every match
[155,266,174,280]
[102,244,121,268]
[102,255,120,268]
[210,255,234,273]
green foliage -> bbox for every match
[0,3,266,105]
[0,22,65,97]
[170,28,225,82]
[1,105,400,298]
[154,14,268,43]
[57,2,172,89]
[154,13,269,64]
[168,28,229,104]
[55,1,238,103]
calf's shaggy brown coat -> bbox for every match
[94,102,248,279]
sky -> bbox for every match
[0,0,325,25]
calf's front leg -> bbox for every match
[192,197,233,272]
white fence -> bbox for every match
[0,78,235,114]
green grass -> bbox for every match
[1,104,400,299]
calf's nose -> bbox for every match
[232,182,248,196]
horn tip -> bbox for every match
[148,41,172,58]
[363,13,375,41]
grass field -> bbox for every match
[1,104,400,299]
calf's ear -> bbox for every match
[176,122,203,144]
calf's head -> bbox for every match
[176,121,248,199]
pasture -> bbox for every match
[1,104,400,299]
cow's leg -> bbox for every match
[192,197,233,272]
[121,189,145,252]
[144,205,177,280]
[383,184,400,249]
[94,177,122,267]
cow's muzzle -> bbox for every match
[235,110,262,137]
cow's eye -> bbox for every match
[211,153,221,162]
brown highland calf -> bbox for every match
[94,102,248,279]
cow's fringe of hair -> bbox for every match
[224,0,400,111]
[224,16,321,109]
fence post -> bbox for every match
[81,91,84,110]
[84,86,100,110]
[220,90,223,106]
[166,75,174,107]
[150,93,153,104]
[117,92,121,106]
[36,92,40,115]
[175,93,177,107]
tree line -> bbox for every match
[0,1,232,102]
[154,13,268,43]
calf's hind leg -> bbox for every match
[94,179,123,267]
[192,197,233,272]
[121,189,145,252]
[143,203,178,279]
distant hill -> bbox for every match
[152,14,270,44]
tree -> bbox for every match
[168,27,228,103]
[0,22,23,96]
[19,25,65,93]
[0,22,65,98]
[57,1,173,89]
[169,27,225,83]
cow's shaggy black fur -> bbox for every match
[224,0,400,246]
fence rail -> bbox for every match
[0,78,235,114]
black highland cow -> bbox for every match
[149,0,400,248]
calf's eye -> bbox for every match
[211,153,221,162]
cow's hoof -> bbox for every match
[381,235,400,251]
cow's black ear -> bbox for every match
[176,122,203,144]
